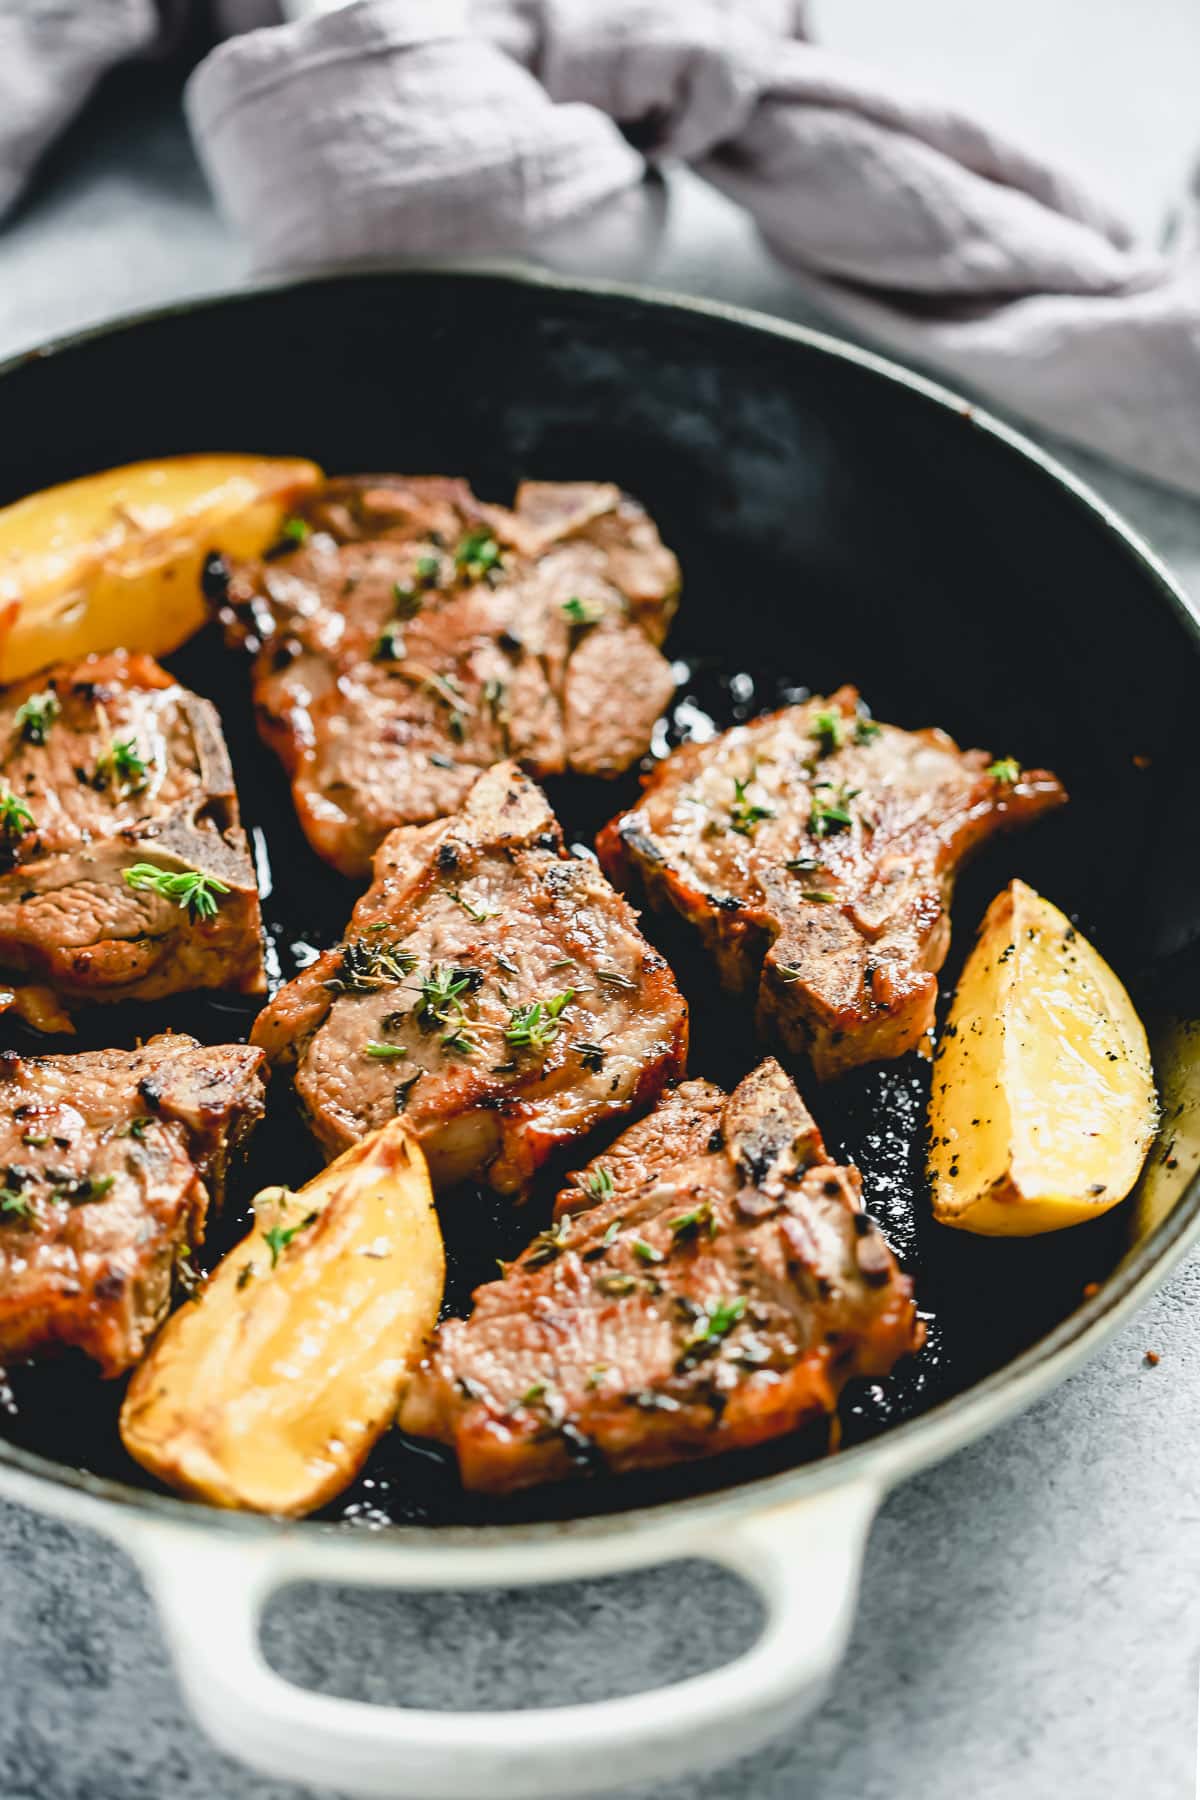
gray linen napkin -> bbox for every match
[4,0,1199,496]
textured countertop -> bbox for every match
[3,14,1200,1798]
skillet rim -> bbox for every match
[0,259,1197,1549]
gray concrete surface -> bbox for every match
[3,14,1200,1798]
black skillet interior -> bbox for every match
[1,270,1198,1528]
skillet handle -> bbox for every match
[122,1480,879,1799]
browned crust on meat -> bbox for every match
[0,1034,266,1375]
[251,761,688,1195]
[400,1059,923,1491]
[597,689,1067,1077]
[0,651,265,1012]
[219,476,680,877]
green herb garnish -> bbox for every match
[0,788,34,839]
[95,735,150,795]
[455,530,502,581]
[449,890,497,924]
[854,716,882,744]
[365,1040,408,1060]
[14,690,59,745]
[392,582,424,620]
[596,1272,637,1297]
[632,1238,663,1265]
[987,757,1020,785]
[808,783,858,838]
[415,554,441,585]
[581,1165,615,1201]
[0,1188,34,1222]
[263,1210,319,1268]
[677,1295,746,1368]
[561,595,604,627]
[729,774,774,838]
[594,967,635,991]
[281,516,311,545]
[811,709,846,755]
[669,1202,716,1240]
[525,1217,571,1269]
[326,939,417,996]
[122,862,230,921]
[505,990,574,1053]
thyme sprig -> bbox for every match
[14,690,58,745]
[122,862,230,921]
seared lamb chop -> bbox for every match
[0,1033,266,1375]
[217,476,680,877]
[252,760,687,1193]
[598,688,1066,1078]
[399,1059,922,1491]
[0,652,264,1026]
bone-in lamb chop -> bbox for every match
[216,475,680,877]
[0,651,264,1028]
[251,760,688,1193]
[0,1034,266,1375]
[597,687,1066,1078]
[399,1059,923,1491]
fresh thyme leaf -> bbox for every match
[415,553,441,585]
[581,1165,615,1200]
[449,890,497,923]
[519,1382,547,1406]
[596,1272,637,1297]
[416,964,482,1033]
[0,788,35,839]
[14,690,59,745]
[669,1202,716,1240]
[20,1131,50,1147]
[365,1040,408,1060]
[525,1217,571,1269]
[52,1172,115,1205]
[454,530,502,581]
[505,990,574,1053]
[777,963,803,983]
[987,757,1020,784]
[807,783,858,838]
[676,1295,746,1368]
[262,1222,300,1268]
[786,855,821,872]
[0,1187,34,1221]
[632,1238,663,1264]
[811,709,846,755]
[594,967,635,991]
[802,889,837,904]
[95,735,150,795]
[281,516,311,545]
[854,716,882,744]
[729,773,775,837]
[326,939,417,995]
[122,862,230,921]
[561,595,604,627]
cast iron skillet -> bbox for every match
[0,268,1198,1795]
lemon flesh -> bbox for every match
[929,879,1156,1235]
[0,453,322,682]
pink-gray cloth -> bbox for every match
[5,0,1200,497]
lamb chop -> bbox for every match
[0,651,264,1028]
[399,1059,922,1492]
[251,760,688,1193]
[598,688,1067,1078]
[0,1033,266,1375]
[216,475,680,877]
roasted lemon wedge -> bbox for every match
[928,879,1156,1235]
[0,453,321,682]
[120,1120,444,1515]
